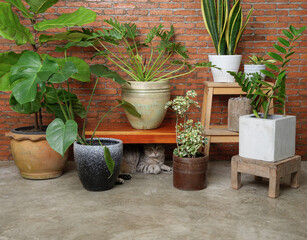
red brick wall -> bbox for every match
[0,0,306,161]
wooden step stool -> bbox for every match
[231,155,301,198]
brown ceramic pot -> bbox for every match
[6,127,68,180]
[173,154,209,191]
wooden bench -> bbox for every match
[231,155,301,198]
[85,122,176,144]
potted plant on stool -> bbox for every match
[229,25,306,162]
[201,0,253,82]
[165,91,208,190]
[244,55,276,80]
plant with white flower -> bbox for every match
[165,91,207,158]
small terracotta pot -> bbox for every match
[6,126,68,180]
[173,154,209,191]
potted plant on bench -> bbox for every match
[244,55,276,80]
[228,25,306,162]
[165,91,208,190]
[0,0,96,179]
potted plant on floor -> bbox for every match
[55,19,215,130]
[228,25,306,162]
[201,0,253,82]
[0,1,96,179]
[45,63,141,191]
[165,91,208,190]
[244,55,276,80]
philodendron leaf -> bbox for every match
[49,61,78,83]
[26,0,58,14]
[46,118,78,157]
[9,93,41,114]
[4,0,33,18]
[102,146,114,178]
[39,31,91,43]
[117,100,141,118]
[0,52,21,91]
[0,2,34,45]
[34,7,96,31]
[9,51,58,104]
[89,64,127,85]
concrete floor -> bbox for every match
[0,161,306,240]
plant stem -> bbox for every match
[51,84,69,121]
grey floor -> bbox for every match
[0,160,306,240]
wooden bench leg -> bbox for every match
[231,160,241,189]
[204,136,211,157]
[290,171,300,188]
[269,168,280,198]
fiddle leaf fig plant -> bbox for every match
[0,0,96,131]
[229,25,306,119]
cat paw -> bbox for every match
[116,178,125,185]
[118,173,132,180]
[148,164,161,174]
[161,165,172,172]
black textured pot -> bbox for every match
[73,138,123,191]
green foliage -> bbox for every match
[165,91,207,158]
[26,0,58,14]
[201,0,253,55]
[0,52,21,91]
[61,18,214,82]
[228,25,306,119]
[5,0,33,18]
[103,146,114,178]
[34,7,96,31]
[0,2,34,45]
[247,55,276,65]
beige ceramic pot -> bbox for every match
[121,80,171,129]
[6,126,68,180]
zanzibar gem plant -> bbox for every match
[0,0,96,131]
[201,0,253,55]
[229,25,306,119]
[165,91,207,158]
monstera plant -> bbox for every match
[0,0,96,179]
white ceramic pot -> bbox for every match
[244,64,266,80]
[239,114,296,162]
[209,55,242,83]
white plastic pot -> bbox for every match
[209,55,242,83]
[239,114,296,162]
[244,64,266,80]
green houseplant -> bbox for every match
[0,0,96,179]
[165,91,208,191]
[228,25,306,162]
[244,55,277,80]
[56,19,214,130]
[201,0,253,82]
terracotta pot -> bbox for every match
[121,80,171,129]
[6,126,68,180]
[173,154,209,191]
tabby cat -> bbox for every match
[120,144,172,175]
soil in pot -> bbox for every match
[173,154,209,191]
[6,126,68,180]
[73,138,123,191]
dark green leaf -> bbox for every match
[9,94,41,114]
[4,0,33,18]
[285,52,295,59]
[46,118,78,156]
[34,7,96,31]
[26,0,58,13]
[90,64,126,85]
[39,31,91,43]
[117,100,141,118]
[0,52,21,91]
[289,25,297,35]
[103,146,114,178]
[0,2,34,45]
[124,23,138,39]
[48,61,78,83]
[278,37,290,47]
[268,52,283,62]
[260,70,276,79]
[282,59,290,68]
[265,63,279,72]
[283,30,294,39]
[297,26,306,34]
[273,44,287,54]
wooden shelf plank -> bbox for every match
[85,122,176,144]
[205,128,239,136]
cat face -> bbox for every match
[144,144,165,158]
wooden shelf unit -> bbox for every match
[201,81,274,157]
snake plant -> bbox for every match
[201,0,253,55]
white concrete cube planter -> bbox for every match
[239,114,296,162]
